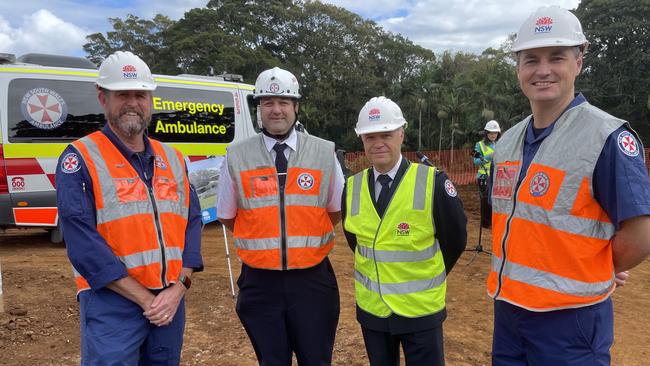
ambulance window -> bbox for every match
[7,79,105,142]
[148,87,235,143]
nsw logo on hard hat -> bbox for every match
[122,64,138,79]
[368,108,381,121]
[20,88,68,130]
[269,83,280,93]
[535,17,553,34]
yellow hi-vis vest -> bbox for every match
[478,141,495,176]
[345,163,447,318]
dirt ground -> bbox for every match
[0,185,649,365]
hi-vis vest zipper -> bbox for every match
[345,163,446,318]
[71,132,190,293]
[488,102,633,311]
[227,133,335,270]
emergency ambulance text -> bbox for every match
[153,97,225,115]
[154,120,227,135]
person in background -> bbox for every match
[473,120,501,229]
[56,51,203,365]
[343,96,467,365]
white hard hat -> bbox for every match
[355,96,407,136]
[96,51,156,91]
[254,67,301,99]
[512,6,588,52]
[484,120,501,133]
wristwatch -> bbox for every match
[178,274,192,289]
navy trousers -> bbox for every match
[236,259,340,366]
[361,326,444,366]
[492,298,613,366]
[79,288,185,366]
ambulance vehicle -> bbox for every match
[0,53,257,242]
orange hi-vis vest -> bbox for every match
[488,102,631,311]
[71,131,190,293]
[227,133,336,270]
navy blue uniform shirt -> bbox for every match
[489,93,650,230]
[56,125,203,290]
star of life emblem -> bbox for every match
[444,179,457,197]
[297,173,314,190]
[529,172,550,197]
[154,155,167,170]
[20,88,68,130]
[617,131,639,157]
[61,153,81,174]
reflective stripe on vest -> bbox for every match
[477,141,494,175]
[345,163,447,318]
[70,131,189,293]
[488,102,628,311]
[228,133,335,270]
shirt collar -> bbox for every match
[526,93,588,144]
[373,155,403,182]
[101,124,154,160]
[263,129,298,152]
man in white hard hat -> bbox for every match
[342,96,467,365]
[488,6,650,364]
[56,51,203,365]
[217,66,344,365]
[472,120,501,228]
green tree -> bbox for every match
[575,0,650,142]
[83,14,175,70]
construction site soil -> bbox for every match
[1,185,648,365]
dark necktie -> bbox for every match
[273,143,288,187]
[376,174,392,216]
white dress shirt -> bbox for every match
[372,156,403,201]
[217,130,345,219]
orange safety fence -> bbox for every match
[345,148,650,186]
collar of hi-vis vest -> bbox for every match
[262,129,297,154]
[102,124,154,161]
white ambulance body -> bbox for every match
[0,53,257,241]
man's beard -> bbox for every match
[107,108,151,138]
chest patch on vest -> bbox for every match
[61,152,81,174]
[617,131,639,157]
[154,155,167,170]
[297,173,315,190]
[444,179,457,197]
[529,172,550,197]
[493,164,518,200]
[396,222,410,236]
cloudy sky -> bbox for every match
[0,0,580,58]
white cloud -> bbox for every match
[134,0,210,20]
[322,0,582,54]
[0,9,88,56]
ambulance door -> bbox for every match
[4,76,102,229]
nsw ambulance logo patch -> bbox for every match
[21,88,68,130]
[529,172,550,197]
[61,153,80,174]
[617,131,639,157]
[297,173,314,190]
[444,179,457,197]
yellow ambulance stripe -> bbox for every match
[0,67,97,77]
[0,68,254,90]
[4,143,227,158]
